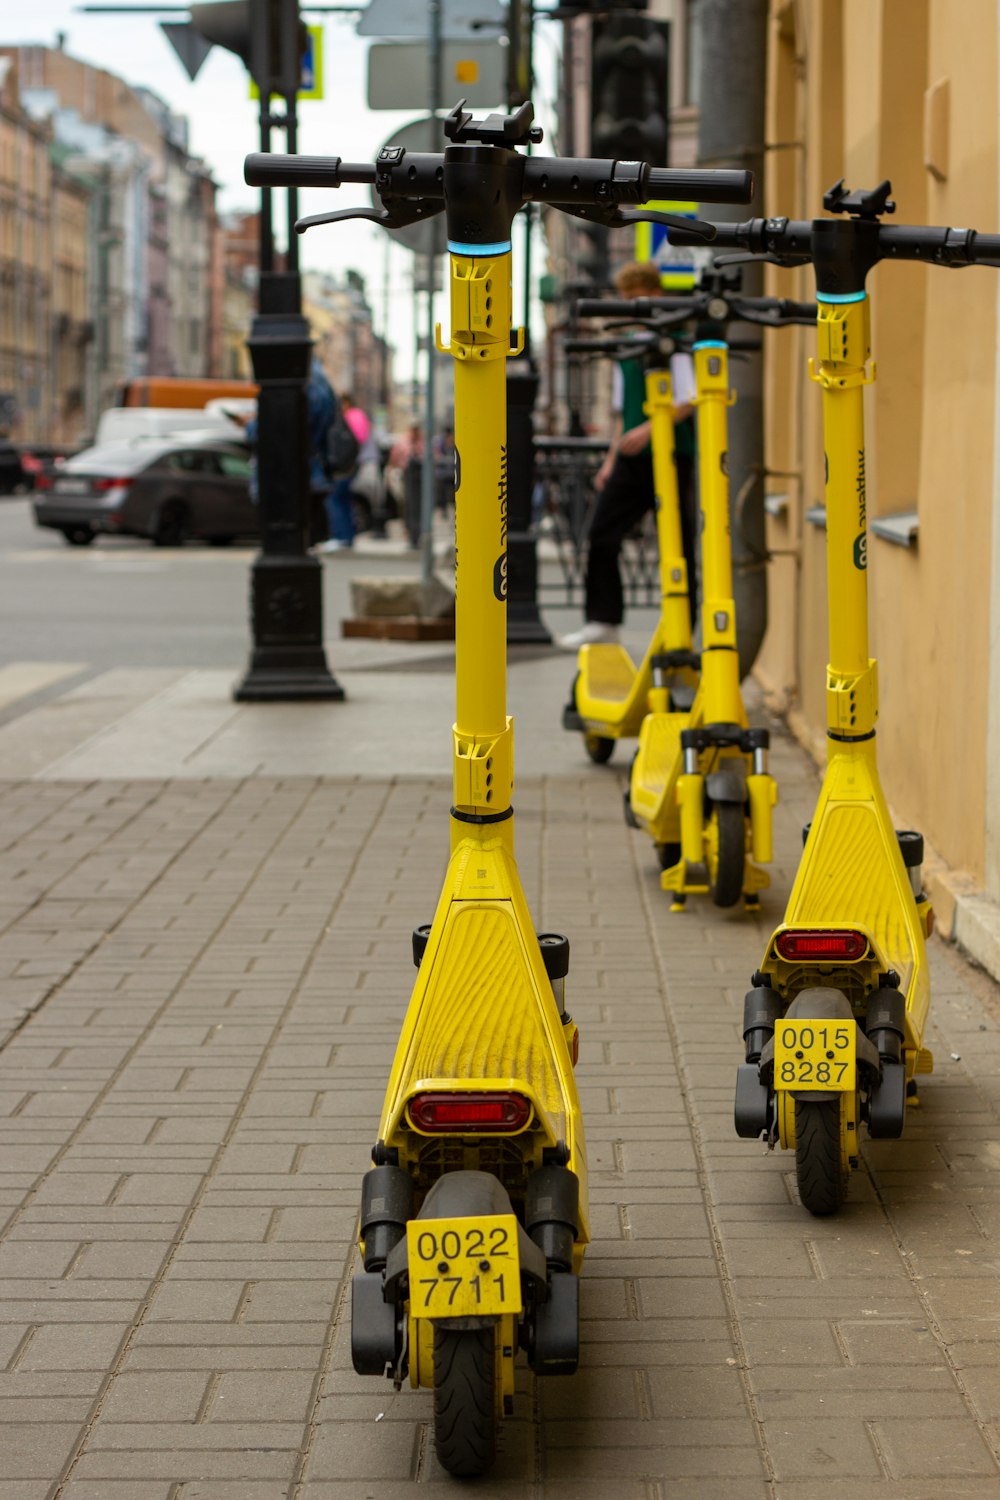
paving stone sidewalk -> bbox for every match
[2,726,1000,1497]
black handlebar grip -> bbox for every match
[648,168,754,204]
[970,232,1000,261]
[244,153,377,188]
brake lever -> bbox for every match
[559,204,717,242]
[295,202,443,235]
[714,250,812,269]
[619,209,717,242]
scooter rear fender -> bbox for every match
[758,988,881,1084]
[384,1170,548,1299]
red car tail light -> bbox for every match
[33,474,53,491]
[407,1091,532,1133]
[775,929,868,961]
[94,477,134,491]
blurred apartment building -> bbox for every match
[0,42,230,444]
[0,40,388,447]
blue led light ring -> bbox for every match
[447,240,512,256]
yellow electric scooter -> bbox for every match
[572,281,815,907]
[662,183,1000,1210]
[560,322,701,766]
[247,102,753,1471]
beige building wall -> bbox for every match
[758,0,999,914]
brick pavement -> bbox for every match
[2,724,1000,1495]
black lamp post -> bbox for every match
[230,0,344,699]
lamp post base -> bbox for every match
[233,553,345,702]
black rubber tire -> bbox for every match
[152,502,189,548]
[60,526,94,547]
[433,1325,497,1478]
[584,733,615,765]
[795,1097,849,1216]
[708,801,745,909]
[655,842,681,871]
[208,535,236,547]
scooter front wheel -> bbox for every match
[795,1097,850,1215]
[584,732,615,764]
[433,1324,497,1477]
[707,801,745,908]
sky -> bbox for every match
[2,2,562,385]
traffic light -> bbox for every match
[189,0,307,97]
[590,14,670,166]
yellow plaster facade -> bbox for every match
[757,0,1000,955]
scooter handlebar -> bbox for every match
[662,216,1000,272]
[244,150,754,210]
[575,297,692,319]
[877,224,1000,266]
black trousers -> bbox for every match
[584,448,697,628]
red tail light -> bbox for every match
[776,929,868,961]
[33,474,53,491]
[94,477,133,491]
[407,1091,532,1133]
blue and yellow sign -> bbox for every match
[635,201,699,290]
[250,25,324,101]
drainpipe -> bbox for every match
[696,0,768,677]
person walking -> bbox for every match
[320,394,371,552]
[389,423,426,550]
[303,358,337,548]
[558,260,698,650]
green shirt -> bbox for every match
[619,357,695,458]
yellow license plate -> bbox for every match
[407,1214,521,1319]
[774,1019,857,1091]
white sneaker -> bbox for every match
[557,621,621,651]
[317,539,347,553]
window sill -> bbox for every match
[871,510,919,547]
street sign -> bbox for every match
[358,0,506,40]
[367,40,506,109]
[160,21,215,81]
[634,203,711,290]
[371,119,447,255]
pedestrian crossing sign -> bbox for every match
[635,202,707,290]
[250,25,324,101]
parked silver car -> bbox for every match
[33,434,256,547]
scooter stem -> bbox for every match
[646,368,693,648]
[693,340,742,722]
[441,249,520,832]
[810,295,877,738]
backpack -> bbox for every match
[325,405,361,479]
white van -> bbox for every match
[94,406,241,448]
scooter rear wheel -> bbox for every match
[707,801,745,908]
[433,1325,497,1477]
[584,732,615,764]
[795,1097,849,1215]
